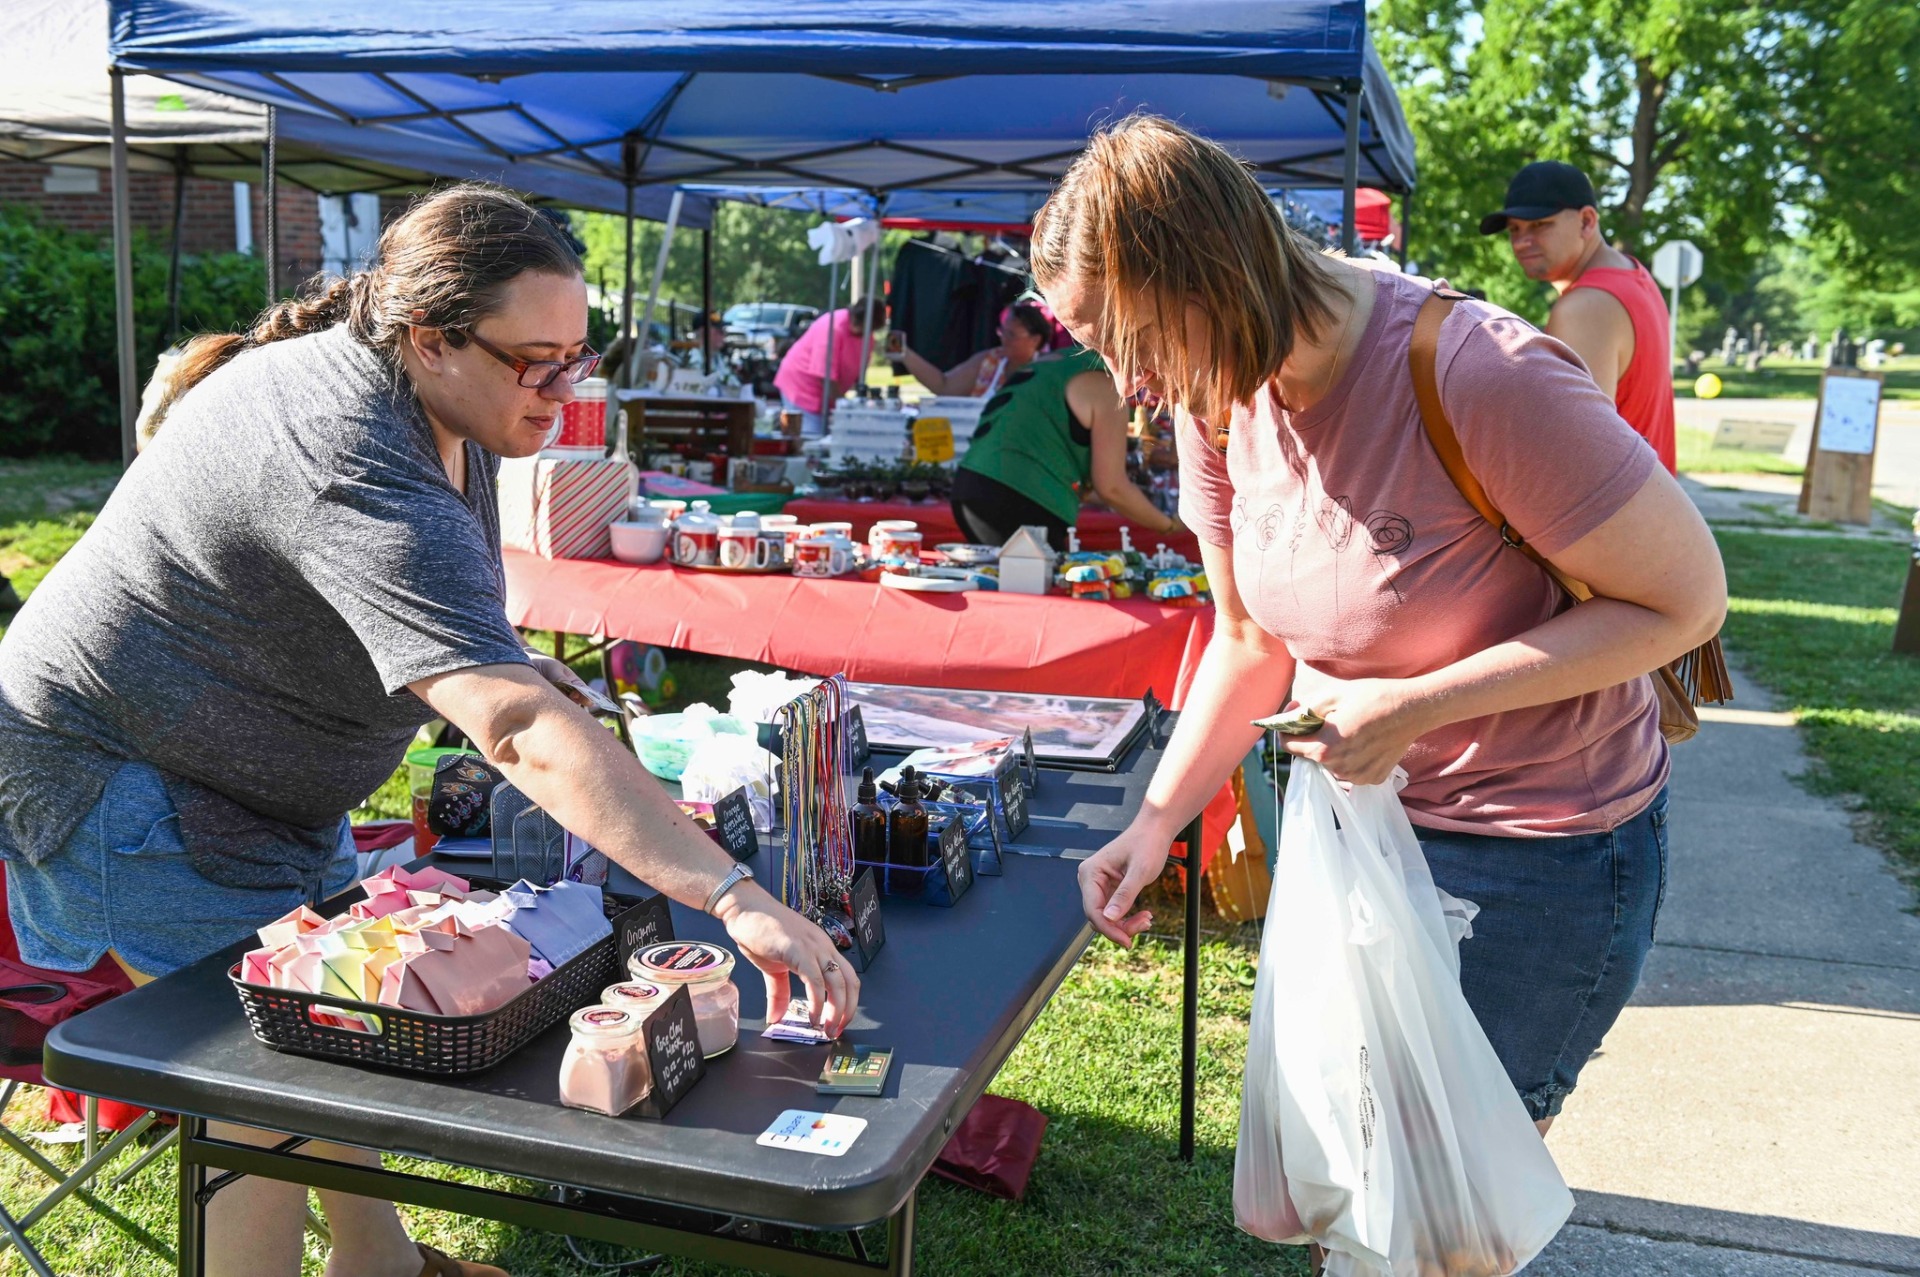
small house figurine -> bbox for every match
[998,526,1056,595]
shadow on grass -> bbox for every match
[1717,530,1920,893]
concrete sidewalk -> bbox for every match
[1527,673,1920,1274]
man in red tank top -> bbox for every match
[1481,162,1678,473]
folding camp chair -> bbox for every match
[0,938,173,1276]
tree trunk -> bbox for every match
[1618,59,1670,252]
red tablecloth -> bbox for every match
[784,498,1202,560]
[504,548,1232,861]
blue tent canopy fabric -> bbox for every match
[101,0,1417,463]
[107,1,1416,195]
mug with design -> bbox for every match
[671,503,721,567]
[868,519,918,552]
[807,521,854,543]
[875,528,923,563]
[792,536,852,578]
[755,526,789,569]
[716,514,764,570]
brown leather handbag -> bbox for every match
[1409,288,1731,743]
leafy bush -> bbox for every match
[0,205,266,458]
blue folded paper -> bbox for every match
[500,878,612,968]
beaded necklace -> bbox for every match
[775,675,855,922]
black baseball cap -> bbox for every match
[1478,161,1598,235]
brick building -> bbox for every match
[0,158,324,292]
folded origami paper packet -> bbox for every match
[498,879,612,968]
[242,866,569,1018]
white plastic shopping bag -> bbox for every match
[1234,761,1573,1276]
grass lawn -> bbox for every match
[1672,356,1920,400]
[1714,528,1920,896]
[1675,427,1806,478]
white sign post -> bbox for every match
[1651,239,1704,368]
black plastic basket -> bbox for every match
[229,884,627,1076]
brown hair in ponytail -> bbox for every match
[144,183,582,441]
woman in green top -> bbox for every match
[949,346,1182,551]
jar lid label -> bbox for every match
[636,941,728,976]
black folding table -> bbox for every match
[43,724,1207,1276]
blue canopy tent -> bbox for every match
[106,1,1417,463]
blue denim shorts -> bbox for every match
[7,761,357,980]
[1418,787,1669,1121]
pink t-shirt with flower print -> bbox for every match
[1179,269,1667,837]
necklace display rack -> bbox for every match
[772,674,881,970]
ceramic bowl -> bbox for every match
[609,521,671,564]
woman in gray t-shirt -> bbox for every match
[0,186,858,1277]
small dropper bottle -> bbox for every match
[849,767,888,870]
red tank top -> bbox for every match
[1568,260,1677,473]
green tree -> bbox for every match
[1373,0,1920,335]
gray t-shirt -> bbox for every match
[0,325,528,888]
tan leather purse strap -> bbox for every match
[1410,290,1593,603]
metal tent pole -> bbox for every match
[821,256,841,431]
[637,189,684,385]
[1398,186,1412,270]
[700,226,714,376]
[1341,82,1361,255]
[262,105,279,302]
[109,69,138,468]
[167,155,188,344]
[857,205,883,387]
[620,143,637,392]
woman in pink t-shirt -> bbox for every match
[1034,118,1726,1141]
[773,306,875,437]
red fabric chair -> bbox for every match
[0,863,171,1275]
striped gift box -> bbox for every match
[508,456,636,560]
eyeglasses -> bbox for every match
[445,326,600,389]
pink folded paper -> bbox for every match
[351,865,474,921]
[256,904,329,950]
[377,920,531,1017]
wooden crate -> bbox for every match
[620,394,756,467]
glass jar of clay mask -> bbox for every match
[628,941,740,1058]
[558,1006,650,1117]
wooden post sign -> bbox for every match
[1798,368,1884,526]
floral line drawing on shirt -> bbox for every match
[1364,509,1414,603]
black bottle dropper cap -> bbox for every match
[858,766,877,803]
[900,765,919,799]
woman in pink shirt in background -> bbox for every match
[773,306,875,437]
[1038,116,1726,1147]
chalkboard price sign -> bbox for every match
[613,892,675,974]
[638,985,707,1118]
[998,756,1031,838]
[938,815,974,903]
[713,787,759,862]
[845,706,871,771]
[850,866,886,967]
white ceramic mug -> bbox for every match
[808,521,854,542]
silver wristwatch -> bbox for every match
[703,862,754,915]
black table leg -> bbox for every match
[176,1115,206,1277]
[1178,812,1203,1163]
[883,1190,915,1276]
